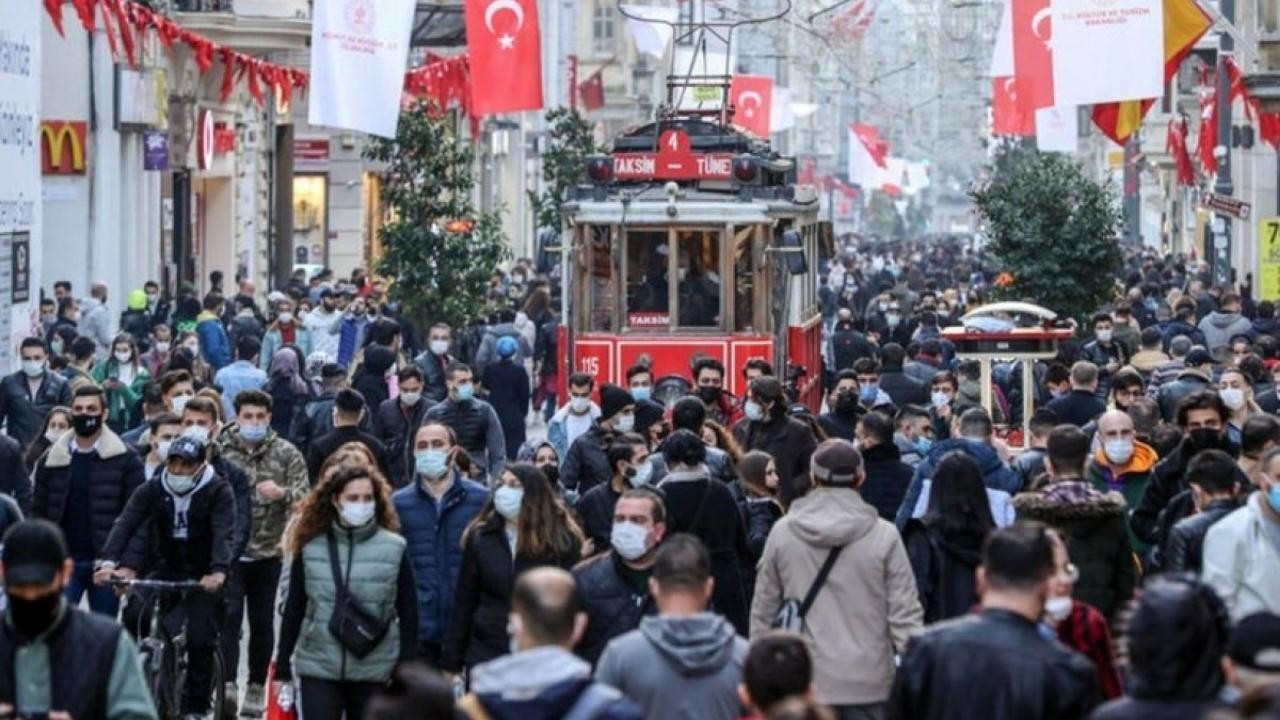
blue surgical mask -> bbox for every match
[859,383,879,403]
[416,448,449,480]
[915,436,933,455]
[744,400,764,422]
[455,382,475,402]
[239,423,268,442]
[494,486,523,520]
[1268,485,1280,515]
[631,386,652,403]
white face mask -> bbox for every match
[1103,438,1135,465]
[156,440,173,461]
[570,396,591,415]
[21,360,44,378]
[1044,595,1073,621]
[277,311,294,324]
[494,486,524,520]
[400,391,422,406]
[182,424,211,444]
[629,459,654,487]
[340,501,376,527]
[1220,387,1245,411]
[1095,329,1113,343]
[171,394,193,415]
[114,350,132,364]
[610,521,651,561]
[614,413,635,433]
[45,428,64,444]
[744,400,764,422]
[154,341,171,354]
[430,339,450,356]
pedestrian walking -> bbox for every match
[481,336,530,462]
[422,363,506,483]
[0,338,72,449]
[92,333,149,433]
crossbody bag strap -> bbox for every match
[325,532,347,598]
[798,546,845,619]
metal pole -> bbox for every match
[1212,0,1236,289]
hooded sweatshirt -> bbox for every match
[749,487,922,705]
[595,613,747,720]
[468,646,640,720]
[1198,310,1253,352]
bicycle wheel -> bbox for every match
[151,641,180,720]
[210,646,228,720]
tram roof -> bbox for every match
[563,185,820,225]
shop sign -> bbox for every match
[294,138,331,164]
[40,121,88,175]
[197,109,215,170]
[9,232,28,304]
[612,129,734,182]
[213,122,237,154]
[1261,217,1280,300]
[143,131,168,171]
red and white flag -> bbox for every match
[848,123,889,190]
[992,77,1035,136]
[1011,0,1054,110]
[729,74,774,137]
[465,0,544,115]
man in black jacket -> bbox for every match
[855,411,914,521]
[412,322,454,406]
[0,337,72,448]
[576,434,650,551]
[561,384,635,495]
[290,362,370,456]
[0,433,32,513]
[373,365,430,487]
[888,521,1102,720]
[1156,348,1215,423]
[1046,361,1107,428]
[573,488,665,665]
[32,386,144,617]
[818,370,863,441]
[307,388,390,482]
[878,344,928,408]
[98,435,235,717]
[179,396,252,558]
[1164,450,1242,573]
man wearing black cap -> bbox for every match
[98,434,236,718]
[1226,613,1280,694]
[561,384,636,495]
[291,362,362,455]
[0,520,155,720]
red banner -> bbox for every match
[465,0,544,114]
[729,74,774,138]
[1011,0,1054,110]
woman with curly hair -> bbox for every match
[274,460,418,720]
[701,419,744,464]
[441,462,584,675]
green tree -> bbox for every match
[971,151,1122,323]
[364,102,509,329]
[530,107,600,233]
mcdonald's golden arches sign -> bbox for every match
[40,121,88,175]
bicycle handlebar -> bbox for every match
[105,577,203,592]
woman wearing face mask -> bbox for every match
[275,461,418,720]
[1219,368,1262,447]
[735,450,783,599]
[735,376,818,506]
[260,300,314,372]
[265,346,314,446]
[903,452,995,623]
[441,462,584,678]
[1042,529,1122,700]
[24,406,71,475]
[92,333,149,433]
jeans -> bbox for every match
[298,677,382,720]
[64,560,119,616]
[831,702,886,720]
[221,558,282,686]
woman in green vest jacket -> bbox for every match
[274,460,418,720]
[92,333,149,433]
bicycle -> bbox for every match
[109,578,227,720]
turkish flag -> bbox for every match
[465,0,544,115]
[579,69,605,111]
[730,74,774,138]
[850,123,888,168]
[1011,0,1053,110]
[992,77,1035,136]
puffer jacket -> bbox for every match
[392,474,489,651]
[196,310,232,371]
[32,428,145,559]
[572,551,656,666]
[750,486,923,706]
[896,438,1022,529]
[888,609,1102,720]
[0,369,72,449]
[216,426,310,560]
[1013,481,1136,621]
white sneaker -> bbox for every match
[240,683,266,718]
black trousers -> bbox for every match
[221,557,283,686]
[124,580,224,714]
[298,677,382,720]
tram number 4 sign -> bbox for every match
[613,129,735,182]
[1261,218,1280,301]
[1202,192,1252,220]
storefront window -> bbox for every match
[677,230,721,328]
[292,175,328,267]
[625,229,670,330]
[732,225,756,332]
[588,225,614,332]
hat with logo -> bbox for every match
[167,435,206,463]
[2,520,68,586]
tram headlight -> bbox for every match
[733,154,759,184]
[587,155,614,185]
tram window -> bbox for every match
[588,225,614,332]
[677,230,721,328]
[732,225,756,332]
[625,230,670,330]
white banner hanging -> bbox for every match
[308,0,417,138]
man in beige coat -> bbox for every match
[750,439,923,720]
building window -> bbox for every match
[592,2,616,54]
[292,175,328,268]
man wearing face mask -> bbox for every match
[573,489,667,666]
[561,385,636,496]
[373,366,431,487]
[1085,410,1158,555]
[0,338,72,450]
[32,386,144,617]
[850,358,900,417]
[0,521,156,720]
[577,435,651,552]
[423,363,506,483]
[214,390,309,715]
[548,373,601,461]
[412,322,454,406]
[818,370,865,441]
[1203,445,1280,621]
[887,522,1102,720]
[393,422,489,666]
[98,435,235,718]
[692,357,743,430]
[141,412,184,481]
[307,388,390,482]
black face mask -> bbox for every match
[697,386,722,404]
[835,391,859,415]
[8,591,61,638]
[71,413,102,437]
[1185,428,1225,454]
[541,464,560,484]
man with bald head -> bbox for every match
[1086,409,1158,553]
[456,568,641,719]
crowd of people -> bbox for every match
[2,243,1280,720]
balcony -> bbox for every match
[173,0,310,53]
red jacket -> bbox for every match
[1057,600,1122,700]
